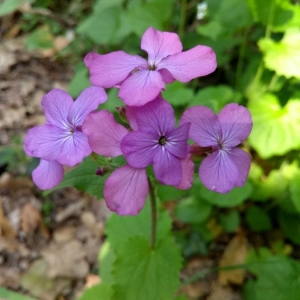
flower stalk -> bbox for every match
[148,177,157,250]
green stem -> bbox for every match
[268,73,278,91]
[148,177,157,250]
[265,0,276,39]
[179,0,187,39]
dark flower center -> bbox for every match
[148,64,156,70]
[159,136,167,145]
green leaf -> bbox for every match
[105,202,172,251]
[77,6,121,45]
[98,241,116,283]
[78,283,113,300]
[101,88,123,112]
[0,0,23,17]
[175,197,212,224]
[199,181,253,207]
[190,85,241,113]
[218,210,240,233]
[112,236,181,300]
[122,0,174,36]
[25,26,54,51]
[162,82,194,106]
[0,287,36,300]
[278,210,300,245]
[248,94,300,158]
[68,63,90,98]
[156,184,187,202]
[45,156,108,198]
[247,0,293,31]
[290,171,300,213]
[259,28,300,78]
[244,249,300,300]
[245,206,272,232]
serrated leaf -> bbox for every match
[78,283,113,300]
[244,249,300,300]
[248,94,300,158]
[112,236,181,300]
[45,156,108,198]
[259,28,300,78]
[245,206,272,232]
[105,202,172,251]
[190,85,241,113]
[200,181,252,207]
[0,0,23,17]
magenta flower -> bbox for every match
[84,27,217,106]
[24,87,107,190]
[121,96,191,186]
[180,103,253,193]
[82,96,194,216]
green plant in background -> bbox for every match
[2,0,300,299]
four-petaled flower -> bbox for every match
[82,96,194,215]
[84,27,217,106]
[180,103,253,193]
[24,87,107,190]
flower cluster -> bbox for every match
[24,27,253,216]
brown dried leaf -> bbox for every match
[218,234,248,286]
[0,203,16,238]
[208,281,242,300]
[42,240,89,279]
[21,203,42,234]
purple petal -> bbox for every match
[24,125,69,161]
[56,131,92,167]
[82,110,129,157]
[104,165,149,216]
[228,148,251,187]
[141,27,182,66]
[68,86,107,126]
[136,96,175,135]
[84,51,147,88]
[159,69,175,83]
[32,160,64,190]
[218,104,253,147]
[41,89,73,128]
[158,45,217,82]
[126,105,139,131]
[199,150,239,193]
[180,106,221,147]
[121,131,157,168]
[118,70,165,106]
[153,149,182,186]
[165,122,190,158]
[175,154,194,190]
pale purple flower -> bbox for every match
[180,103,253,193]
[84,27,217,106]
[24,87,107,190]
[121,96,191,186]
[82,96,194,216]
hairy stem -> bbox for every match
[148,177,157,250]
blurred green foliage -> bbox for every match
[2,0,300,299]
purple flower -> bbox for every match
[84,27,217,106]
[82,96,194,216]
[180,103,253,193]
[121,96,191,186]
[24,87,107,190]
